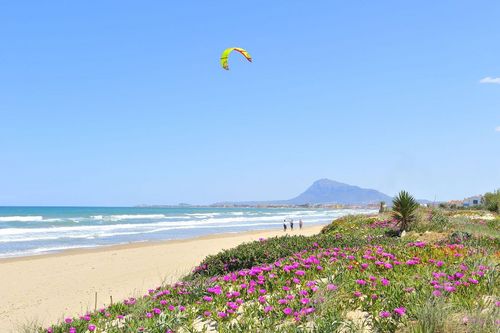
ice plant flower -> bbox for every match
[327,284,337,291]
[88,324,96,332]
[380,311,391,318]
[394,307,406,316]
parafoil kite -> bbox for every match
[220,47,252,70]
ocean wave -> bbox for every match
[0,216,45,222]
[0,211,373,237]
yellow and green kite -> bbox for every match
[220,47,252,70]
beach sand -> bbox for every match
[0,225,324,332]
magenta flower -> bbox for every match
[69,328,76,333]
[218,311,227,318]
[203,296,213,302]
[264,305,273,313]
[300,298,310,305]
[381,278,390,286]
[353,291,362,297]
[88,324,96,332]
[146,312,153,318]
[64,318,72,324]
[433,290,442,297]
[327,284,337,291]
[295,270,305,276]
[203,310,211,317]
[468,278,479,284]
[394,307,406,316]
[379,311,391,318]
[283,307,293,315]
[356,279,367,286]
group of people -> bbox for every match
[283,218,303,231]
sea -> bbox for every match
[0,206,376,258]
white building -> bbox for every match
[463,195,482,207]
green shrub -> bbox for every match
[320,214,376,234]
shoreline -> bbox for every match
[0,224,325,332]
[0,224,323,263]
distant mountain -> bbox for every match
[213,179,394,206]
[285,179,393,205]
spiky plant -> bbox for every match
[392,190,419,234]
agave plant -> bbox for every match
[392,190,419,234]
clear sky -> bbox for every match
[1,1,499,206]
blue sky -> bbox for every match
[1,1,499,206]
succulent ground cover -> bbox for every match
[37,211,499,333]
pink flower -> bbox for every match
[433,290,442,297]
[380,311,391,318]
[146,312,153,318]
[203,311,211,317]
[394,307,406,316]
[468,278,479,284]
[153,308,162,314]
[381,278,390,286]
[356,279,367,286]
[295,270,306,276]
[327,284,337,291]
[69,328,76,333]
[300,298,310,305]
[353,291,362,297]
[283,307,293,315]
[218,311,227,318]
[264,306,273,313]
[88,324,96,332]
[203,296,213,302]
[64,318,73,324]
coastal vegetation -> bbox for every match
[34,202,499,332]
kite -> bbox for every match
[220,47,252,70]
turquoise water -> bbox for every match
[0,207,375,258]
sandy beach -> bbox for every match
[0,225,324,332]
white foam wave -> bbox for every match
[0,216,44,222]
[0,209,376,245]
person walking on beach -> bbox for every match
[299,219,303,229]
[283,220,287,232]
[290,219,294,231]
